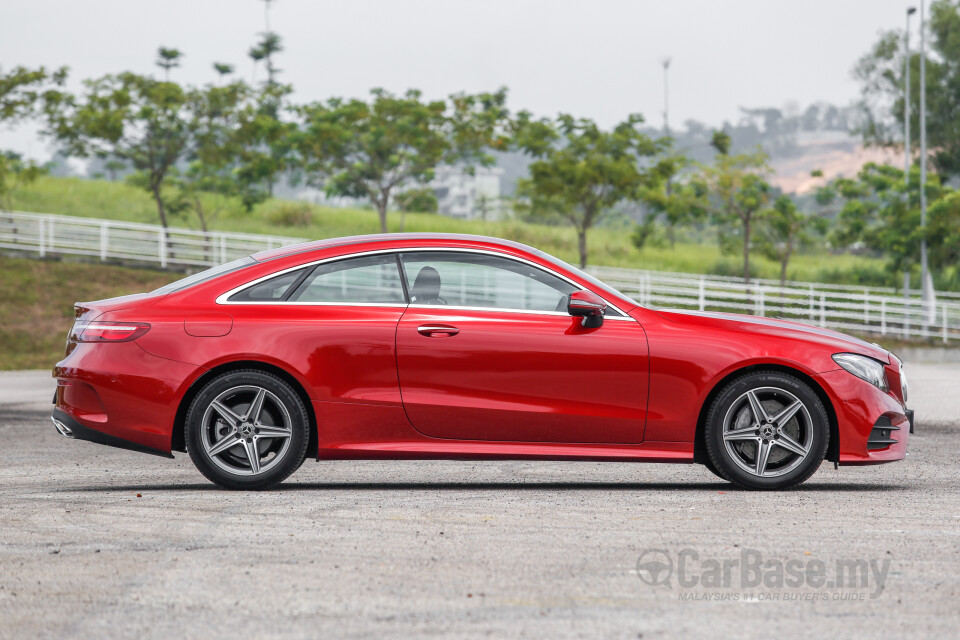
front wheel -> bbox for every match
[185,370,310,490]
[704,371,829,490]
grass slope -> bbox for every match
[8,176,886,283]
[0,255,178,370]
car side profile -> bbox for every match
[51,234,912,490]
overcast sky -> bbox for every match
[1,0,917,161]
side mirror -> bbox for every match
[567,290,606,328]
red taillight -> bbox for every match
[76,321,150,342]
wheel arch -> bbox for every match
[692,363,840,465]
[171,360,318,459]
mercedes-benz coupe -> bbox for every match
[52,234,912,490]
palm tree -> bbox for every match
[247,45,265,84]
[213,62,234,86]
[156,47,183,81]
[250,32,283,86]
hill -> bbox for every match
[6,176,889,285]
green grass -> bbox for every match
[8,175,890,283]
[0,255,178,370]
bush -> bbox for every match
[264,202,316,227]
[816,264,893,287]
[709,259,757,280]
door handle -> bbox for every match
[417,324,460,337]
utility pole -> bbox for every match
[920,0,935,319]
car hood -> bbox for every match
[654,309,891,363]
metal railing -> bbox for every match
[1,210,957,343]
[0,211,306,269]
[590,267,960,343]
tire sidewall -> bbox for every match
[705,371,829,490]
[186,370,309,490]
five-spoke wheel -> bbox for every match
[186,370,309,490]
[705,371,829,490]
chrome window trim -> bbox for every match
[215,247,635,320]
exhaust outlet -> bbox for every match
[51,417,74,437]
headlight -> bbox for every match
[832,353,889,392]
[900,367,908,404]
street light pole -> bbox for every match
[920,0,934,317]
[906,7,915,177]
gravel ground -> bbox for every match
[1,366,958,639]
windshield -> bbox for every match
[532,250,639,309]
[152,257,258,295]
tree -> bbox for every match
[696,134,773,283]
[395,187,438,214]
[176,81,252,232]
[825,162,948,278]
[630,216,660,251]
[515,113,664,268]
[104,158,126,181]
[46,73,194,227]
[1,65,67,208]
[0,152,46,211]
[757,195,827,286]
[1,65,68,123]
[156,47,183,81]
[475,193,498,221]
[296,88,509,233]
[639,154,707,248]
[213,63,235,79]
[855,1,960,175]
[234,83,296,201]
[249,33,283,88]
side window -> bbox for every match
[399,251,577,313]
[288,254,406,304]
[227,268,306,302]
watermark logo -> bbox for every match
[635,549,674,587]
[635,548,891,600]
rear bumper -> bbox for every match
[54,341,201,455]
[51,409,173,458]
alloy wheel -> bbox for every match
[721,386,814,478]
[199,385,293,476]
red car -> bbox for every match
[52,234,912,490]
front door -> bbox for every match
[395,251,649,444]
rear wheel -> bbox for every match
[186,370,309,490]
[704,371,829,490]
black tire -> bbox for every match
[704,371,829,490]
[186,369,310,490]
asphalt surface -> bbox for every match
[1,365,959,639]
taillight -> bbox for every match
[76,321,151,342]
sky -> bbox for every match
[1,0,919,162]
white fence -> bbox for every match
[590,266,960,343]
[1,211,958,343]
[0,211,305,269]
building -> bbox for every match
[431,166,504,220]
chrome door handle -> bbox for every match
[417,324,460,337]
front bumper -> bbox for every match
[817,369,911,466]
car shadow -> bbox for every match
[61,481,908,493]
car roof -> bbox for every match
[252,233,543,262]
